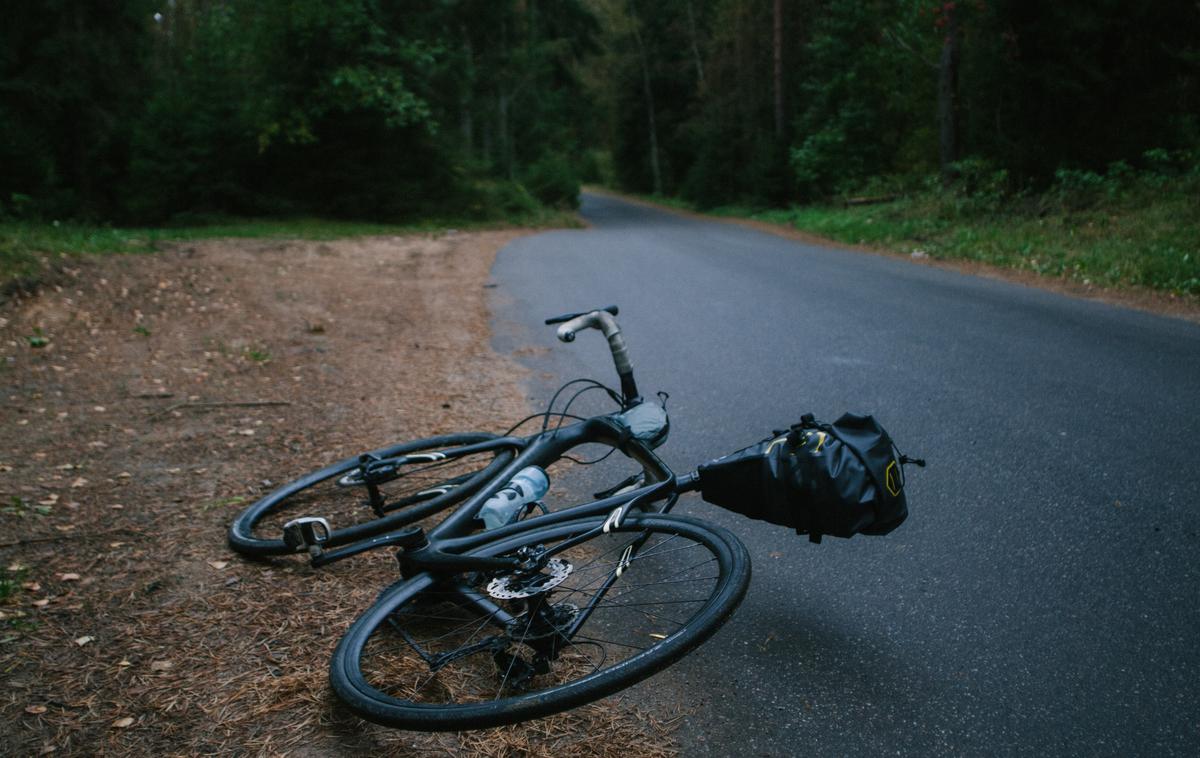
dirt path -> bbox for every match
[0,233,677,756]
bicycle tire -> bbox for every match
[329,513,751,730]
[227,433,516,557]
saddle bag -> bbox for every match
[696,413,921,542]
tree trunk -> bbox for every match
[70,10,94,214]
[938,5,961,185]
[498,90,513,180]
[686,0,705,89]
[773,0,785,139]
[629,0,662,195]
[498,19,514,180]
[460,28,474,156]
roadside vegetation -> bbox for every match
[691,152,1199,296]
[0,206,579,296]
[2,1,591,293]
[581,1,1198,298]
[4,2,1196,300]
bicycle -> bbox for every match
[228,306,677,562]
[228,306,750,729]
[228,306,912,730]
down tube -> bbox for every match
[433,419,677,550]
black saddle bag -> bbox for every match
[697,413,921,542]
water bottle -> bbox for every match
[478,466,549,529]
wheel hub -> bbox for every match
[505,603,580,640]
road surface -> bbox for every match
[489,192,1200,756]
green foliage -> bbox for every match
[790,127,860,197]
[521,154,582,209]
[2,496,50,518]
[122,0,457,222]
[244,347,272,363]
[3,0,600,225]
[1046,149,1200,212]
[740,170,1200,295]
[593,0,1198,208]
[0,0,157,219]
[788,0,931,198]
[942,158,1011,215]
[578,149,617,186]
[0,562,28,601]
[26,328,49,348]
[461,181,540,220]
[953,2,1200,180]
[5,0,1196,241]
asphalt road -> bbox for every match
[489,192,1200,756]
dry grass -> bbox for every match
[0,231,680,756]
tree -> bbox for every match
[628,0,664,195]
[936,1,961,183]
[1,0,156,218]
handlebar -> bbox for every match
[545,305,618,326]
[545,305,640,406]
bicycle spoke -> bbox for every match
[550,536,692,593]
[566,633,652,652]
[557,554,717,604]
[400,608,496,649]
[346,517,745,721]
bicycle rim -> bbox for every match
[227,433,513,556]
[330,513,750,730]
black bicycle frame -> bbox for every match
[310,414,697,568]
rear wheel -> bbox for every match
[329,513,751,730]
[227,433,515,557]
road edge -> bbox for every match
[584,186,1200,325]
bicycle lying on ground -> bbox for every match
[228,306,918,731]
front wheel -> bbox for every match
[227,433,516,557]
[329,513,751,730]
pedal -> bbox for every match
[282,516,331,553]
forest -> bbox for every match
[2,1,1198,290]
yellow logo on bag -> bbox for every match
[764,435,789,455]
[767,430,827,457]
[885,460,901,496]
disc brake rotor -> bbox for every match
[487,558,573,599]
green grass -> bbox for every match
[1,563,37,638]
[0,563,27,602]
[200,495,248,512]
[2,496,51,518]
[244,346,271,363]
[745,188,1199,295]
[0,209,580,293]
[619,172,1199,297]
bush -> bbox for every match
[790,127,855,199]
[520,154,581,209]
[460,180,540,220]
[946,157,1011,215]
[578,149,615,186]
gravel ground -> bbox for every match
[0,231,678,756]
